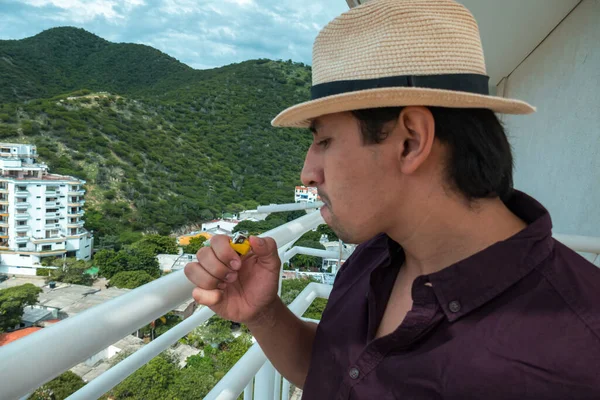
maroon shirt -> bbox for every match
[302,191,600,399]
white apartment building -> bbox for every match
[294,185,320,203]
[0,143,93,276]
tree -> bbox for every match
[97,247,160,279]
[215,333,253,372]
[196,316,234,348]
[109,271,155,289]
[280,278,327,320]
[290,240,325,270]
[109,354,177,400]
[130,234,178,256]
[0,284,43,332]
[183,236,207,254]
[168,365,217,399]
[316,224,339,242]
[31,371,86,400]
[46,258,94,286]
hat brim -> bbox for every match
[271,87,535,128]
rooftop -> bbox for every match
[37,284,129,317]
[0,327,42,347]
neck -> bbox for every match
[387,191,527,278]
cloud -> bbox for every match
[0,0,349,70]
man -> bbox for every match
[185,0,600,398]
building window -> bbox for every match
[42,245,52,251]
[18,243,27,249]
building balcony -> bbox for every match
[0,188,7,193]
[15,202,30,209]
[45,211,61,218]
[14,236,29,243]
[15,190,29,197]
[0,221,8,227]
[68,190,85,196]
[15,226,29,233]
[45,190,57,196]
[15,213,29,220]
[67,200,85,207]
[67,221,85,228]
[45,202,59,207]
[0,200,8,205]
[0,235,8,239]
[45,223,61,229]
[67,210,85,217]
[31,236,66,244]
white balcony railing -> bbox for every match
[15,213,30,220]
[15,202,30,209]
[15,225,29,232]
[15,190,30,197]
[15,236,29,243]
[0,210,325,400]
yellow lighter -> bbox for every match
[230,231,251,256]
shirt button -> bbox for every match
[449,300,461,313]
[349,367,360,379]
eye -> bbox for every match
[316,138,331,149]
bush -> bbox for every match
[36,267,53,277]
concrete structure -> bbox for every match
[71,335,145,382]
[294,186,319,204]
[201,219,239,236]
[157,253,195,272]
[35,283,129,319]
[238,209,270,221]
[319,241,356,274]
[0,143,93,276]
[497,0,600,238]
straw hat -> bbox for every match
[272,0,535,128]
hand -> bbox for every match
[184,234,281,324]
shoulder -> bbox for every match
[535,239,600,341]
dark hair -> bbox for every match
[351,107,514,202]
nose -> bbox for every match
[300,145,324,187]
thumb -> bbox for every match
[249,236,280,265]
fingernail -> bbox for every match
[225,272,237,282]
[230,260,241,270]
[257,237,265,246]
[217,283,227,290]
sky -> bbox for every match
[0,0,349,70]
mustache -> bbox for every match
[317,190,330,205]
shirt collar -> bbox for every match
[428,190,555,321]
[382,190,555,322]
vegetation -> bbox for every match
[43,258,95,286]
[0,27,313,246]
[95,247,160,279]
[31,371,86,400]
[182,236,207,254]
[0,284,43,332]
[109,270,156,289]
[280,278,327,320]
[103,332,252,399]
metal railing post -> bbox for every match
[254,361,275,399]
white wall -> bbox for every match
[501,0,600,236]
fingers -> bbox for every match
[210,234,242,270]
[249,236,280,264]
[192,287,223,306]
[184,234,241,306]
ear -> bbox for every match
[394,107,436,175]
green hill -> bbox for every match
[0,27,313,245]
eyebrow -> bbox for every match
[309,119,321,135]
